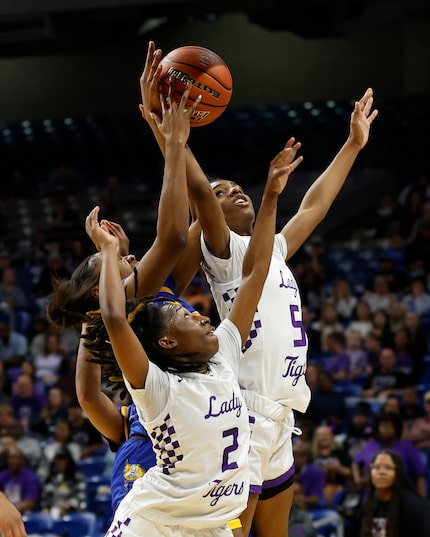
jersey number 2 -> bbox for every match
[222,427,239,472]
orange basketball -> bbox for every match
[159,45,233,127]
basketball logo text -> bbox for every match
[167,67,221,98]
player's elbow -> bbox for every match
[167,231,188,255]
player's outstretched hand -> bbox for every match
[85,206,118,252]
[139,40,163,122]
[100,219,130,257]
[349,87,378,150]
[266,137,303,196]
[151,80,202,144]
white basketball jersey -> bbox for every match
[201,230,311,413]
[120,319,250,529]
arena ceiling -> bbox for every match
[0,0,428,57]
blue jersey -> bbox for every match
[109,404,156,511]
[156,275,197,314]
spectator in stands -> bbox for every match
[0,404,15,437]
[324,331,350,382]
[401,386,424,426]
[32,331,68,389]
[30,386,69,438]
[361,347,410,399]
[39,446,87,518]
[404,310,428,383]
[401,276,430,316]
[29,320,78,367]
[63,237,93,274]
[33,249,71,312]
[0,445,41,513]
[288,482,318,537]
[9,374,45,432]
[327,278,358,323]
[392,327,413,375]
[298,264,327,317]
[3,421,41,470]
[370,308,394,348]
[342,401,374,460]
[0,313,28,383]
[19,360,46,398]
[39,419,81,479]
[293,439,325,509]
[405,219,430,274]
[67,399,105,459]
[344,328,370,379]
[311,425,352,506]
[0,435,16,472]
[372,255,409,294]
[347,300,373,339]
[363,275,396,314]
[398,174,430,208]
[352,412,426,496]
[402,390,430,452]
[0,267,28,313]
[311,303,343,352]
[359,450,430,536]
[373,192,406,239]
[401,189,425,239]
[381,395,401,416]
[307,368,348,434]
[407,198,430,257]
[388,300,407,333]
[362,331,383,370]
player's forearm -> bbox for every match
[299,138,361,219]
[156,140,189,248]
[242,191,278,279]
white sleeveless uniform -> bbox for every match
[105,319,250,536]
[201,230,311,494]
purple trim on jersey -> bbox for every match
[261,463,295,491]
[106,517,131,537]
[222,287,261,352]
[249,464,295,495]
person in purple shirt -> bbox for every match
[9,374,45,431]
[352,411,426,497]
[0,445,41,514]
[293,439,325,508]
[324,332,350,382]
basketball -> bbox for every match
[159,45,233,127]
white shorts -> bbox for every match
[105,516,235,537]
[243,391,296,495]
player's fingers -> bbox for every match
[143,41,155,74]
[186,94,202,118]
[179,81,193,109]
[288,155,304,172]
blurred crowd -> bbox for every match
[0,166,429,536]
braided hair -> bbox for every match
[83,295,203,399]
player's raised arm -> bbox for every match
[282,87,378,260]
[229,146,303,346]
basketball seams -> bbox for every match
[159,45,232,126]
[159,77,229,109]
